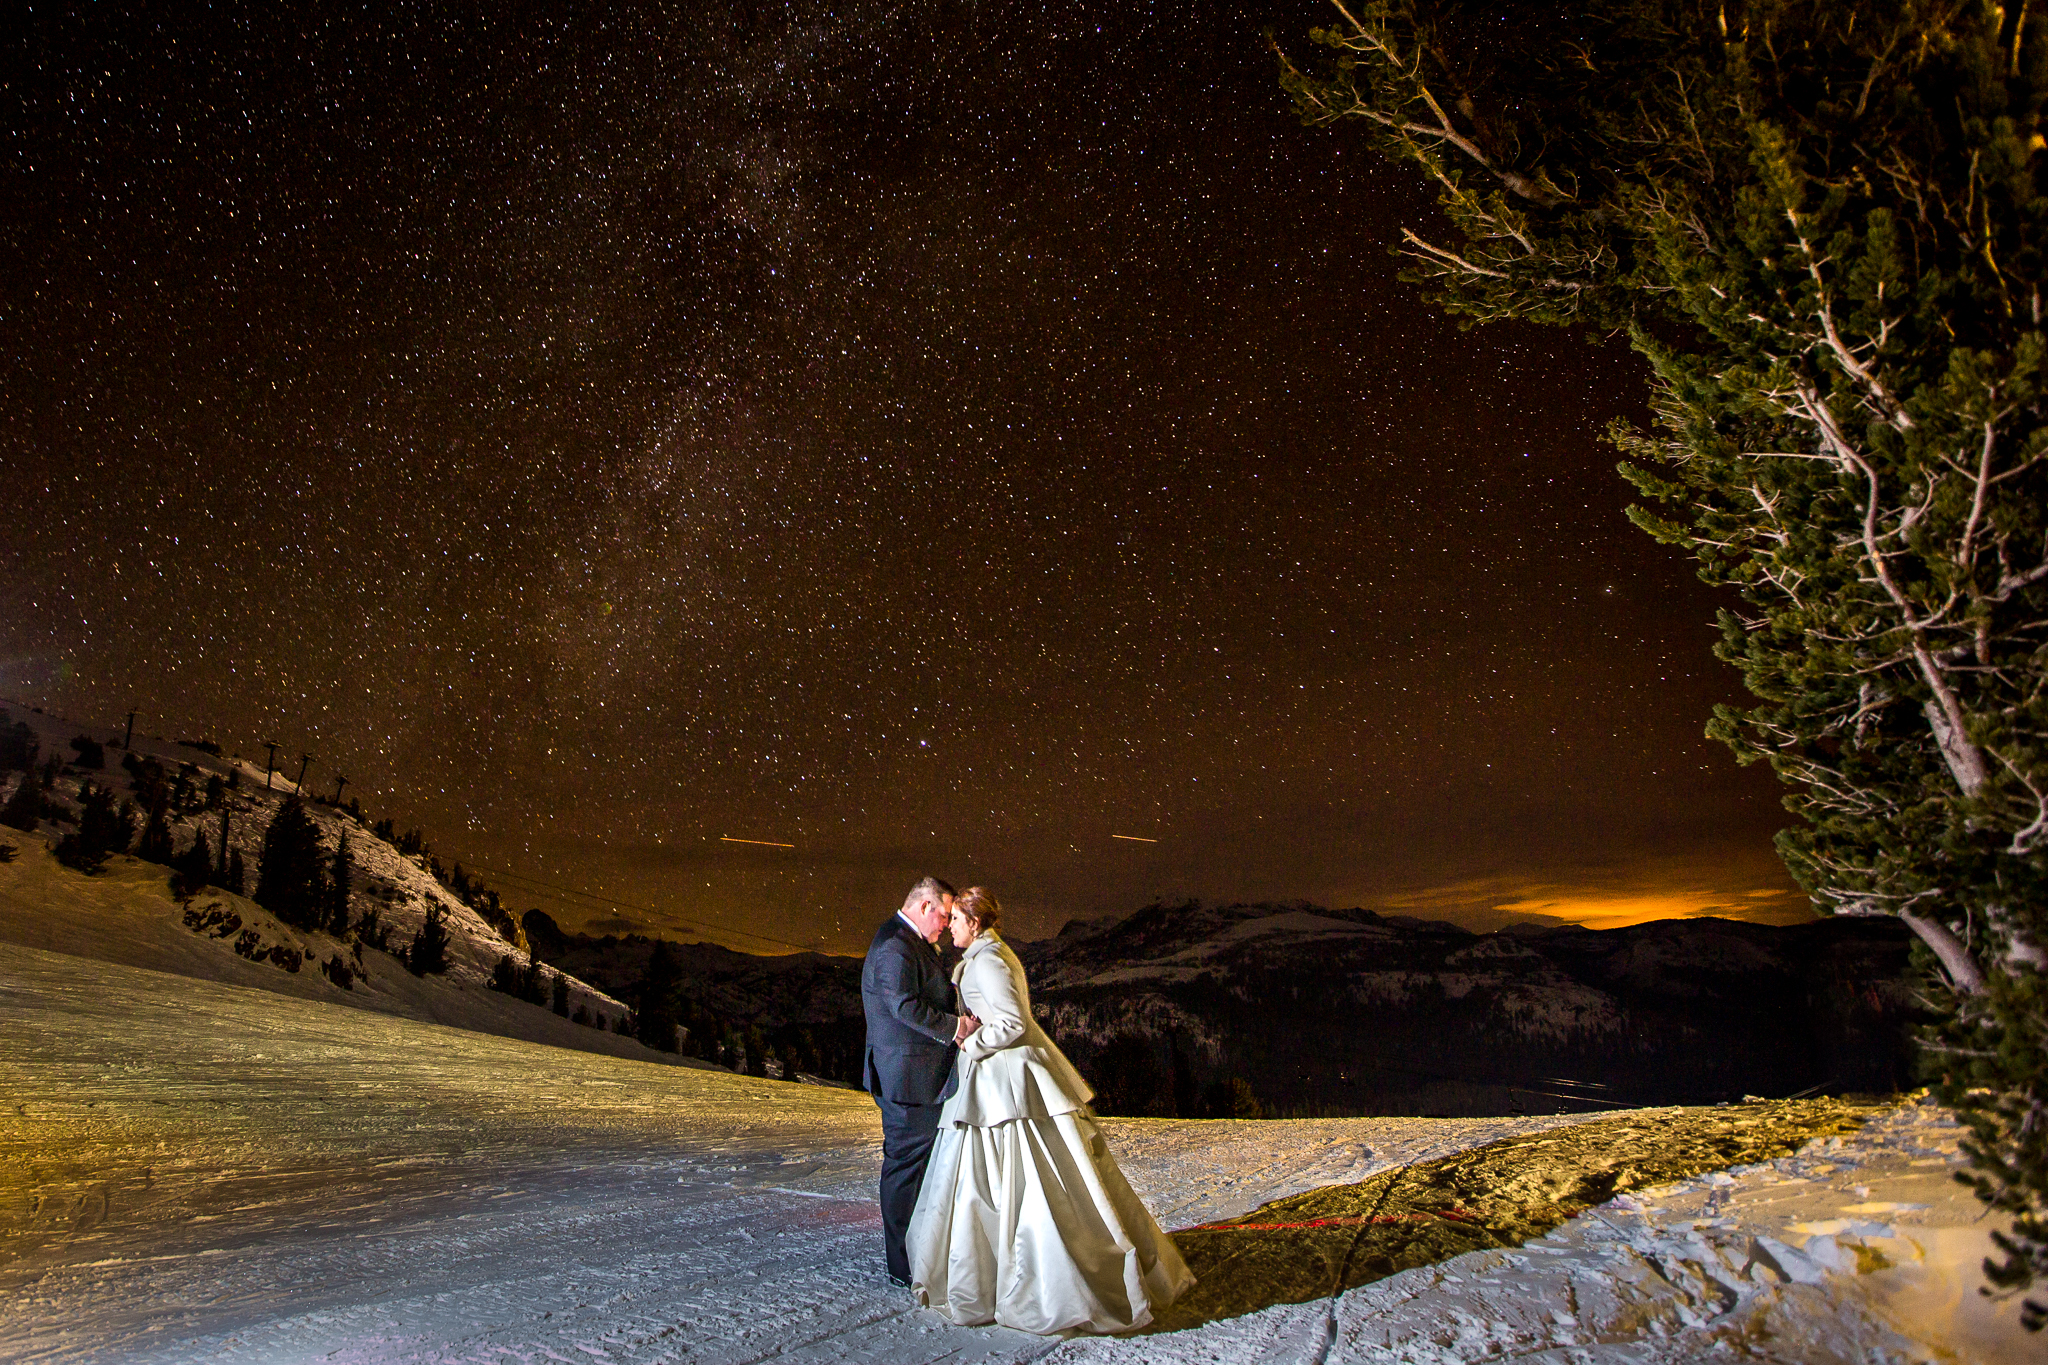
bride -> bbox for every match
[906,886,1194,1334]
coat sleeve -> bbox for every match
[960,951,1027,1059]
[873,937,958,1045]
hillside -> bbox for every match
[0,704,707,1067]
[1017,900,1920,1118]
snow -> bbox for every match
[0,825,703,1070]
[1073,912,1390,988]
[2,941,2032,1363]
[0,754,680,1065]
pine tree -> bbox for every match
[136,800,174,864]
[1278,0,2048,1319]
[551,973,570,1017]
[225,847,246,896]
[0,773,41,833]
[254,794,326,930]
[170,829,214,900]
[406,905,451,976]
[634,941,681,1052]
[326,833,353,937]
[55,783,132,873]
[0,716,38,772]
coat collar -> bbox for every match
[962,929,1001,960]
[892,912,938,952]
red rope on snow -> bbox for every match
[1181,1208,1483,1233]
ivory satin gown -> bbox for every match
[905,930,1194,1334]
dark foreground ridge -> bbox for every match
[1154,1097,1885,1331]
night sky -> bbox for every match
[1,1,1809,952]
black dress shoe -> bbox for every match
[888,1274,913,1289]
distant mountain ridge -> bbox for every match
[526,895,1920,1119]
[1014,900,1919,1118]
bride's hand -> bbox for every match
[953,1013,980,1043]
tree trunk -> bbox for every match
[1899,908,1987,995]
[1922,697,1991,798]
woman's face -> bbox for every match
[948,905,978,948]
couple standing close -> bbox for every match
[860,877,1194,1334]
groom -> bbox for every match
[861,875,978,1287]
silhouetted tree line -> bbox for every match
[1082,1030,1263,1120]
[620,941,860,1082]
[487,952,618,1031]
[52,783,136,874]
[251,794,449,975]
[361,816,521,948]
[1,713,77,843]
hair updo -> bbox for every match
[956,886,1002,935]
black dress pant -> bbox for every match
[874,1091,943,1282]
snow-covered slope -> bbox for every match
[2,942,2028,1364]
[0,705,701,1066]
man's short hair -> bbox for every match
[902,875,957,914]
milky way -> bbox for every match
[0,2,1804,950]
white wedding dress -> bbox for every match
[906,930,1194,1334]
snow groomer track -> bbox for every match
[0,943,2028,1363]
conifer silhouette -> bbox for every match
[170,829,214,900]
[326,833,353,936]
[55,783,133,873]
[0,773,41,833]
[406,905,451,976]
[136,800,174,864]
[254,794,326,929]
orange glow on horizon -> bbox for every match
[1490,889,1793,931]
[1373,858,1815,934]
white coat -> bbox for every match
[946,930,1094,1127]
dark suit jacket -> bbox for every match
[861,915,960,1105]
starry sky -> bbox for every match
[1,0,1810,952]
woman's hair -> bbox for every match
[955,885,1002,934]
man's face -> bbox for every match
[910,892,953,944]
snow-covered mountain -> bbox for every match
[0,703,704,1068]
[1012,900,1919,1119]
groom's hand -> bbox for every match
[953,1013,979,1043]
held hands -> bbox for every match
[953,1012,980,1044]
